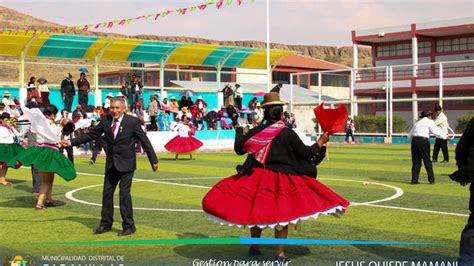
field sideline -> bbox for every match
[0,144,468,265]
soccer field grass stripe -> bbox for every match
[35,238,433,245]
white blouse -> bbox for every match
[21,107,61,144]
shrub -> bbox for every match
[354,115,407,133]
[312,115,407,134]
[456,113,474,133]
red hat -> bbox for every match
[313,103,348,135]
[76,104,82,110]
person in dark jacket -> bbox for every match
[77,72,90,108]
[61,73,75,111]
[450,118,474,266]
[129,74,143,112]
[202,92,349,262]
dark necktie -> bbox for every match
[111,119,119,138]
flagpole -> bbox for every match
[266,0,271,92]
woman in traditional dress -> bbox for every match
[0,113,26,185]
[164,115,203,160]
[8,105,76,209]
[202,92,350,262]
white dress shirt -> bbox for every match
[434,112,449,134]
[235,86,243,98]
[112,114,124,138]
[408,117,448,141]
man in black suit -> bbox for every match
[450,118,474,265]
[60,97,158,236]
[61,73,75,112]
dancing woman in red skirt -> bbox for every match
[202,92,349,262]
[165,115,203,160]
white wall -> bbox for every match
[309,85,350,100]
[293,105,318,134]
[436,53,474,63]
[235,68,266,84]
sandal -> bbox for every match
[35,204,47,210]
[0,181,12,186]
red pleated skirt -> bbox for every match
[202,167,349,228]
[164,136,203,154]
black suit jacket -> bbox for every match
[71,114,158,172]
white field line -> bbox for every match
[63,171,468,217]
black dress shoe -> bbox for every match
[248,248,261,256]
[276,256,291,263]
[432,159,437,163]
[93,226,111,234]
[441,160,449,163]
[429,181,436,184]
[117,228,136,236]
[411,181,420,185]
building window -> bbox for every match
[272,71,290,84]
[376,43,412,58]
[417,41,431,54]
[437,37,474,53]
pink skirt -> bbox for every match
[164,136,203,154]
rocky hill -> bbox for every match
[0,6,372,84]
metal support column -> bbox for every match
[217,63,223,108]
[439,62,443,107]
[160,59,166,100]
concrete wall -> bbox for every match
[235,68,266,84]
[436,53,474,63]
[293,104,318,134]
[309,85,350,100]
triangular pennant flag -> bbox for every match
[154,13,161,20]
[107,22,114,28]
[313,103,348,135]
[216,0,224,9]
[82,25,89,31]
[226,0,233,5]
[237,0,242,5]
[179,8,187,14]
[144,15,151,19]
[119,19,126,26]
[198,4,207,10]
[94,23,101,29]
[126,18,133,24]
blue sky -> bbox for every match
[2,0,473,46]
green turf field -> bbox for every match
[0,144,469,265]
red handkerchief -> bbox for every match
[313,103,348,135]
